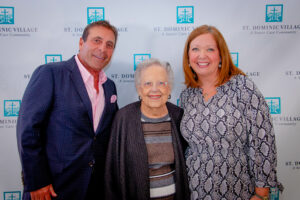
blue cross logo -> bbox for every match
[0,7,14,24]
[87,7,105,24]
[177,6,194,24]
[265,97,281,114]
[4,191,21,200]
[4,100,21,117]
[134,54,151,71]
[269,187,279,199]
[230,52,239,67]
[266,4,283,22]
[45,54,62,64]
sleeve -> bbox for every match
[16,65,54,192]
[244,79,278,188]
[104,112,123,200]
[176,107,188,151]
[179,89,187,109]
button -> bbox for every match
[88,160,95,167]
[93,136,97,141]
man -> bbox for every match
[17,20,119,200]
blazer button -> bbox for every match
[88,160,95,167]
[93,136,97,141]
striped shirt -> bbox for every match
[141,113,175,200]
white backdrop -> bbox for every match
[1,0,299,199]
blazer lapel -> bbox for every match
[95,81,112,134]
[68,57,94,127]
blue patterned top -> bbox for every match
[180,75,279,200]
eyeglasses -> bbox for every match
[142,81,168,89]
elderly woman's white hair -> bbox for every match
[134,58,174,91]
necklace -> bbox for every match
[200,83,217,100]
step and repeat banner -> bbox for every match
[0,0,299,199]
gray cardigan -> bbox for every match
[104,101,190,200]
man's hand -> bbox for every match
[30,184,57,200]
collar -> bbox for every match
[75,54,107,85]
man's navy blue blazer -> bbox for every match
[17,56,118,199]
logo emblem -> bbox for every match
[265,97,281,114]
[134,54,151,71]
[270,187,279,200]
[4,191,21,200]
[45,54,62,64]
[230,52,239,67]
[177,6,194,24]
[87,7,104,24]
[0,7,14,24]
[4,100,21,117]
[266,4,283,22]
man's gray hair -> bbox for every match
[134,58,174,91]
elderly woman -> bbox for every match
[105,58,190,200]
[179,25,281,200]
